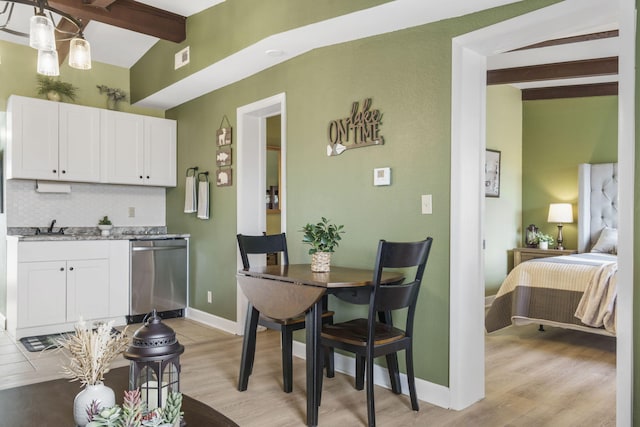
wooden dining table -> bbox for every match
[236,264,404,427]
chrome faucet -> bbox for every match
[47,219,56,233]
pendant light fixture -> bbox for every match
[1,0,92,75]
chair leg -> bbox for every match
[282,328,293,393]
[365,353,376,427]
[324,346,335,378]
[386,353,402,394]
[355,355,365,390]
[238,304,259,391]
[405,345,419,411]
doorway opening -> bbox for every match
[450,1,632,424]
[236,93,287,334]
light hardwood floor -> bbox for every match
[0,318,615,426]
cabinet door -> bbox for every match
[17,261,67,328]
[101,110,144,184]
[59,103,101,182]
[144,116,177,187]
[66,259,110,322]
[7,96,59,180]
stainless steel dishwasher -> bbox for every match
[128,238,188,324]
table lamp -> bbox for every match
[547,203,573,250]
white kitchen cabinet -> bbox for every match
[6,95,101,182]
[6,239,129,339]
[101,110,176,187]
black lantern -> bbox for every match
[124,310,184,414]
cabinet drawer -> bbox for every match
[19,241,110,262]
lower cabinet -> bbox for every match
[6,239,129,339]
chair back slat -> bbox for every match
[237,233,289,268]
[369,237,433,332]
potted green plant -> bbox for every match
[36,75,78,102]
[301,217,345,272]
[535,232,554,250]
[98,215,113,236]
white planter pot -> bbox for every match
[538,241,548,250]
[98,224,113,236]
[73,382,115,426]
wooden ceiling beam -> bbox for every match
[521,82,618,100]
[487,57,618,85]
[83,0,118,9]
[49,0,186,43]
[512,30,618,51]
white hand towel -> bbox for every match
[184,176,197,213]
[197,180,210,219]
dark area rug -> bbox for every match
[19,332,69,352]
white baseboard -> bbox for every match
[185,307,238,335]
[292,341,451,409]
[183,310,452,409]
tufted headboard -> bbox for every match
[577,163,618,253]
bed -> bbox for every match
[485,163,618,336]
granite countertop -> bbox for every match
[8,226,190,242]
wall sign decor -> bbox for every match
[485,149,501,198]
[216,168,232,187]
[216,147,232,167]
[217,115,232,146]
[327,98,384,156]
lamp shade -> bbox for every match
[548,203,573,223]
[37,49,60,76]
[69,37,92,69]
[29,14,56,51]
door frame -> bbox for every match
[236,93,287,334]
[449,1,633,425]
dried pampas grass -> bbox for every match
[58,319,129,386]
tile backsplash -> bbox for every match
[6,179,166,228]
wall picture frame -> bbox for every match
[216,168,232,187]
[485,149,501,198]
[216,127,232,146]
[216,147,232,167]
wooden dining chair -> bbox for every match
[320,237,433,427]
[237,233,335,393]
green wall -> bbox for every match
[0,40,162,117]
[522,96,618,249]
[164,1,559,388]
[485,85,523,295]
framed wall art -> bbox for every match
[216,147,232,167]
[216,168,232,187]
[485,149,501,198]
[216,115,232,146]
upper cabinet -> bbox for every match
[101,110,176,187]
[6,95,176,187]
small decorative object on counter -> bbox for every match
[124,310,185,425]
[98,216,113,236]
[56,319,129,427]
[301,217,345,272]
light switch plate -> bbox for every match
[373,167,391,186]
[421,194,432,214]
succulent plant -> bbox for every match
[162,392,183,426]
[86,406,122,427]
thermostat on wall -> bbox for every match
[373,167,391,186]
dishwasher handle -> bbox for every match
[132,245,186,252]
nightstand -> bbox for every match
[513,247,578,267]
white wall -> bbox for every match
[6,179,165,228]
[484,85,522,294]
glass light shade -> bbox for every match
[69,37,92,70]
[548,203,573,223]
[29,14,56,51]
[37,49,60,76]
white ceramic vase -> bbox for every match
[538,241,548,250]
[73,382,115,427]
[98,224,113,236]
